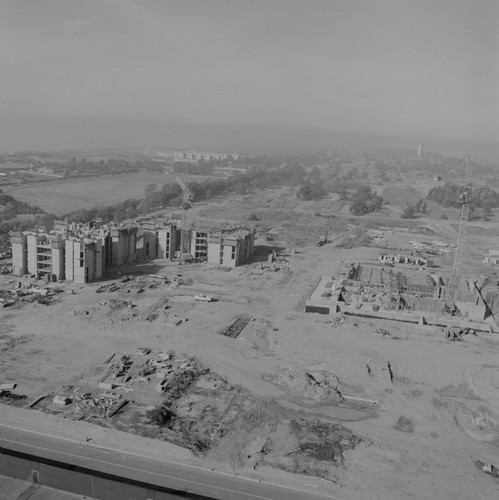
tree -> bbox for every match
[296,181,326,200]
[144,183,158,198]
[401,206,416,219]
[349,185,383,216]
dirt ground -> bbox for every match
[1,187,499,499]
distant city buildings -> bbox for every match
[10,217,255,283]
[174,151,240,163]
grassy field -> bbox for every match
[5,172,208,215]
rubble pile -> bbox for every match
[267,368,346,402]
[257,418,362,480]
[95,274,193,294]
[219,315,252,338]
[0,281,65,308]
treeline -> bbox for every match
[66,163,309,223]
[427,183,499,210]
[50,157,164,178]
[0,190,44,222]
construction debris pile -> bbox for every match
[267,368,381,408]
[0,281,65,308]
[22,348,245,455]
[0,383,27,405]
[257,418,362,480]
[219,315,252,338]
[72,293,185,326]
[95,274,193,294]
[267,369,346,402]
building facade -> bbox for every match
[65,237,104,284]
[157,224,180,260]
[11,220,255,282]
[207,228,255,267]
[190,229,208,259]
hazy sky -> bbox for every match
[0,0,497,155]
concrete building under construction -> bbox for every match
[65,236,105,284]
[11,232,65,281]
[11,219,256,282]
[157,224,180,260]
[190,229,208,260]
[207,227,255,268]
[10,223,138,284]
[306,258,495,332]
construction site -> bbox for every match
[306,260,496,331]
[306,157,498,334]
[1,156,499,499]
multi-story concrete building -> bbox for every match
[11,222,138,283]
[65,237,104,284]
[207,227,255,267]
[157,224,180,260]
[190,229,208,260]
[11,219,255,283]
[24,233,65,281]
[11,232,66,281]
[10,232,27,276]
[141,229,159,259]
[104,227,137,266]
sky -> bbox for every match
[0,0,498,159]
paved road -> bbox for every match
[0,423,343,500]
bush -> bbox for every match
[439,214,448,220]
[349,185,383,216]
[401,206,416,219]
[147,406,174,426]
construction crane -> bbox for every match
[175,166,194,259]
[452,154,472,279]
[176,168,194,209]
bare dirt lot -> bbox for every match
[1,187,499,499]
